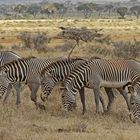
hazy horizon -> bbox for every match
[0,0,138,4]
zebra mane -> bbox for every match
[41,57,84,76]
[0,56,36,69]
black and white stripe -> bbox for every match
[126,78,140,123]
[40,57,89,114]
[0,51,21,104]
[62,59,140,113]
[0,56,63,105]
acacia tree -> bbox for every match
[14,4,27,18]
[26,4,41,18]
[105,4,114,17]
[40,8,54,18]
[54,3,67,17]
[14,4,27,14]
[117,7,128,19]
[77,3,95,18]
[130,6,140,19]
[95,5,105,17]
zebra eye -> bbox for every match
[42,83,45,86]
[131,102,135,105]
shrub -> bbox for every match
[113,39,140,59]
[57,40,75,52]
[17,31,32,48]
[17,31,51,53]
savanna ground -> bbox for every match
[0,19,140,140]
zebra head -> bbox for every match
[124,77,140,123]
[40,72,56,102]
[60,86,76,112]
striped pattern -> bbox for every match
[40,57,126,114]
[0,56,63,104]
[0,51,20,66]
[128,78,140,123]
[62,59,140,112]
[40,57,88,114]
[0,51,21,104]
[40,57,86,100]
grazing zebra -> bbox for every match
[0,51,22,104]
[40,58,130,114]
[0,56,64,106]
[40,58,89,113]
[60,59,140,113]
[123,77,140,123]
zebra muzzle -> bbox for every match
[40,93,47,102]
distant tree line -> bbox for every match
[0,0,140,19]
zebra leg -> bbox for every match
[3,84,13,103]
[28,83,46,110]
[28,83,40,103]
[99,92,107,113]
[79,87,87,115]
[117,88,130,111]
[13,82,21,105]
[93,87,101,113]
[104,88,115,112]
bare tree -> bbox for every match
[77,3,95,18]
[54,27,104,57]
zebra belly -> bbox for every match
[100,80,131,88]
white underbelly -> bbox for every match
[100,80,131,88]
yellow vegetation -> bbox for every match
[0,19,139,140]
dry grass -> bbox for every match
[0,87,140,140]
[0,19,139,139]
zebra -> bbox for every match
[123,76,140,123]
[40,57,89,113]
[0,51,22,104]
[0,56,64,106]
[60,59,140,113]
[40,57,130,114]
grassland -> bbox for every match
[0,19,140,140]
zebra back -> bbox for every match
[64,59,140,92]
[41,57,86,77]
[0,51,20,66]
